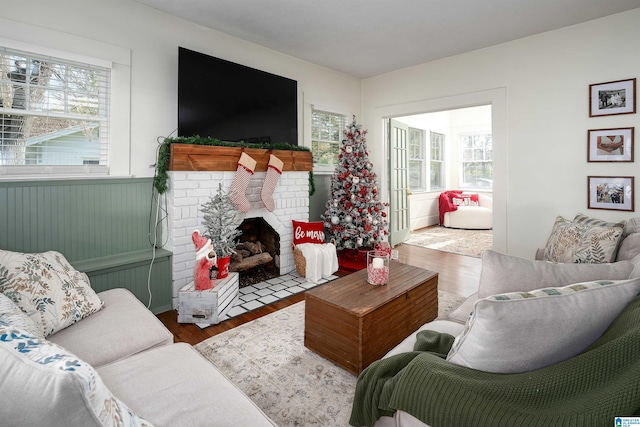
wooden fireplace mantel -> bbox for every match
[168,144,313,172]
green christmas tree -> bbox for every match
[201,183,242,257]
[322,117,389,250]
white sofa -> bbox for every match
[442,192,492,229]
[1,284,276,426]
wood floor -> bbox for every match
[156,244,481,346]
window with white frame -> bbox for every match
[430,131,445,190]
[311,108,347,167]
[408,127,425,192]
[460,132,492,189]
[408,128,445,193]
[0,46,110,168]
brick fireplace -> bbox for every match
[164,170,310,307]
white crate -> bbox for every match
[178,272,239,325]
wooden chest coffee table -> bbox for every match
[304,262,438,375]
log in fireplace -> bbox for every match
[230,218,280,287]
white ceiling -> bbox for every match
[134,0,640,78]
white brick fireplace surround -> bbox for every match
[164,170,310,307]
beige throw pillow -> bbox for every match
[0,250,103,337]
[446,278,640,373]
[543,215,625,263]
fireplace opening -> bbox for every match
[229,218,280,287]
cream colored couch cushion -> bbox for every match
[48,288,173,368]
[97,343,277,427]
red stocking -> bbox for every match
[261,154,283,212]
[230,152,257,212]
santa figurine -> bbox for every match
[192,230,217,290]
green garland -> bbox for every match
[153,136,315,196]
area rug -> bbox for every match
[195,291,467,426]
[404,226,492,258]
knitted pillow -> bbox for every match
[0,325,153,426]
[447,278,640,373]
[0,250,103,337]
[543,215,625,263]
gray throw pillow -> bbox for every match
[478,250,634,299]
[447,278,640,373]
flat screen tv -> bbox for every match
[178,47,298,145]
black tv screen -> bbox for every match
[178,47,298,145]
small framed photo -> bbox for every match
[589,78,636,117]
[587,127,634,162]
[588,176,634,212]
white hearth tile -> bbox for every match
[268,283,287,292]
[286,285,306,294]
[241,300,265,311]
[241,285,258,293]
[254,288,273,297]
[258,294,279,305]
[226,305,247,318]
[281,279,299,287]
[265,277,284,285]
[300,281,320,289]
[273,290,293,299]
[254,282,273,289]
[240,292,260,302]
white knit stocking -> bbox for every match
[261,154,283,212]
[230,152,257,212]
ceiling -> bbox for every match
[134,0,640,78]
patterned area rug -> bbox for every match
[404,226,493,258]
[195,291,467,426]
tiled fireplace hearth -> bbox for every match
[164,170,310,307]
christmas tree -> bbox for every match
[201,183,242,257]
[322,117,389,250]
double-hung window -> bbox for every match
[408,128,445,193]
[0,46,110,170]
[460,132,492,189]
[429,131,445,190]
[311,108,347,168]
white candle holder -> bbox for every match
[367,250,390,285]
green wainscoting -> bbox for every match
[0,178,172,314]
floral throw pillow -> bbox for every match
[0,292,44,339]
[0,325,153,426]
[0,250,103,337]
[543,215,625,263]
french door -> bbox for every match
[388,119,410,246]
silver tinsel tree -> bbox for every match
[322,117,389,250]
[201,183,242,257]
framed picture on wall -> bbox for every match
[587,127,634,162]
[589,78,636,117]
[588,176,634,211]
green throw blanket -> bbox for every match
[350,296,640,427]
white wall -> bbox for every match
[362,8,640,258]
[0,0,361,177]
